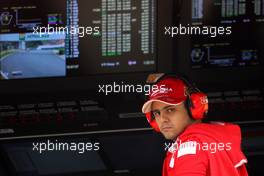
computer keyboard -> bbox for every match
[0,95,150,139]
[206,88,264,122]
[0,87,263,139]
[0,99,110,138]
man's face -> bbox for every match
[151,101,193,140]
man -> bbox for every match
[142,73,248,176]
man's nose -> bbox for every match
[160,112,169,122]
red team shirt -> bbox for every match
[162,122,248,176]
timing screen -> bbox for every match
[0,0,156,80]
[191,0,264,69]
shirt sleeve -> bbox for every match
[172,141,208,176]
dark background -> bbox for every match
[0,0,263,175]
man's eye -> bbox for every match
[166,108,175,113]
[153,112,159,116]
[152,111,160,117]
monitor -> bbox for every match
[190,0,263,69]
[0,0,157,80]
[0,0,174,139]
[173,0,264,89]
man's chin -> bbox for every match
[162,132,178,140]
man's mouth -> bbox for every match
[161,126,172,131]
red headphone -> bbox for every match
[144,73,209,132]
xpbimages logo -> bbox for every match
[164,24,232,38]
[32,24,100,37]
[164,141,232,154]
[98,82,166,95]
[32,140,100,154]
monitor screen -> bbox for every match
[190,0,264,69]
[0,0,157,80]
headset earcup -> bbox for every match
[189,92,209,120]
[145,112,160,132]
[184,98,193,119]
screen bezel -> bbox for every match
[172,0,264,90]
[0,0,173,96]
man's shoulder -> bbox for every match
[186,121,239,130]
[181,122,241,137]
[178,122,241,146]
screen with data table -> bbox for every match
[191,0,264,69]
[0,0,157,80]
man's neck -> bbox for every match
[173,120,202,141]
